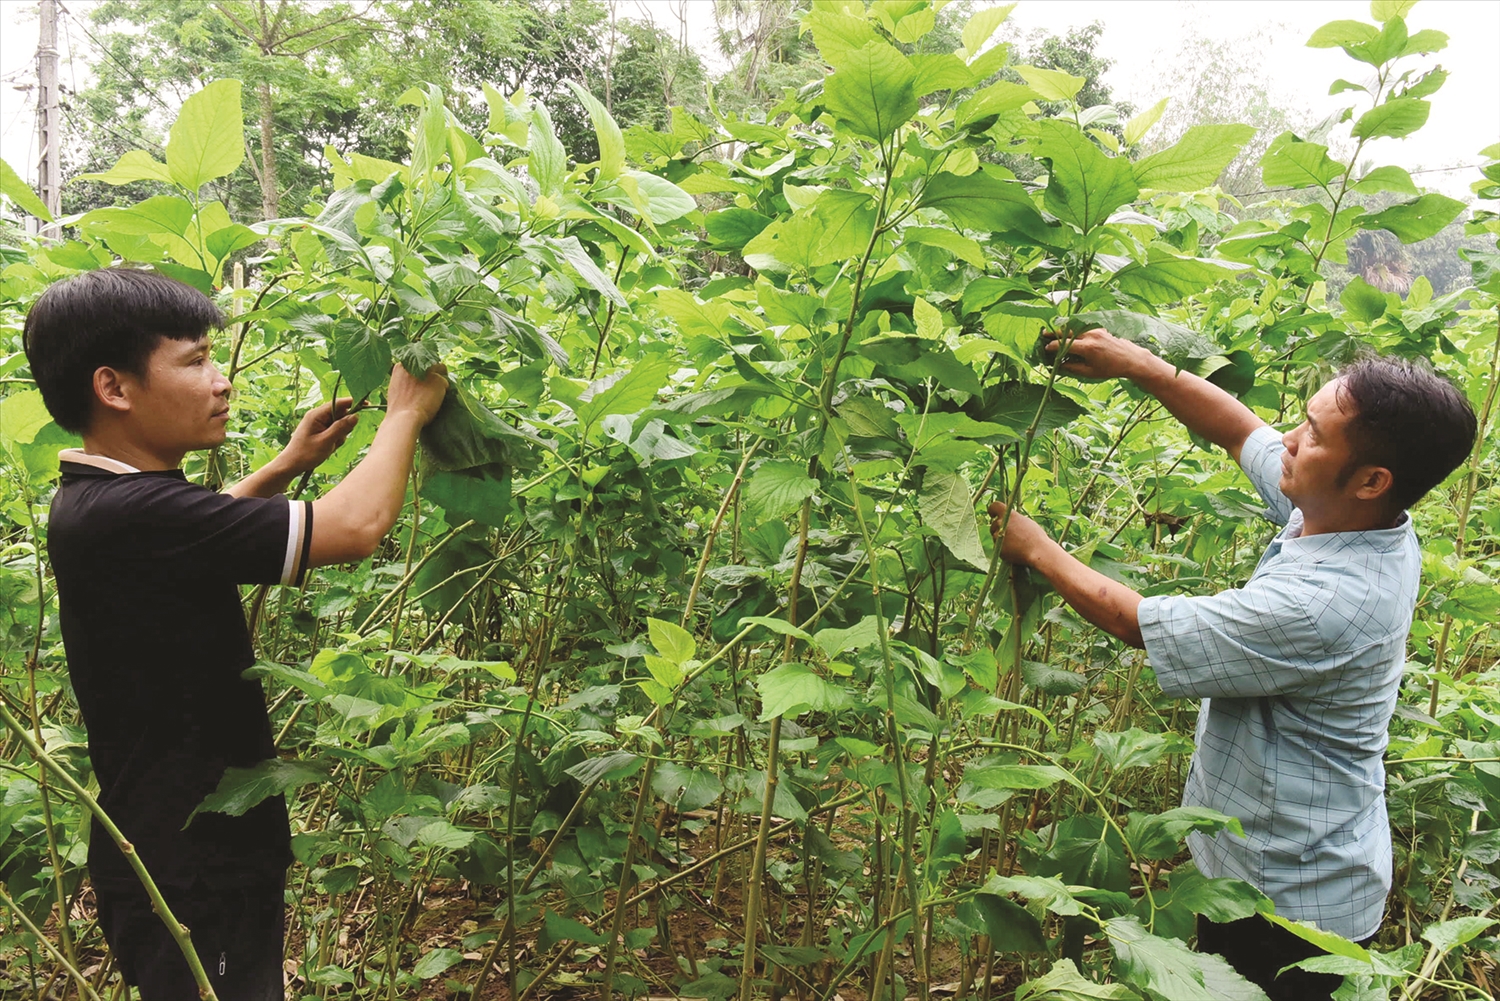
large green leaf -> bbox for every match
[954,81,1038,128]
[1194,952,1270,1001]
[961,3,1015,56]
[918,169,1048,240]
[0,390,53,450]
[1352,98,1429,140]
[822,41,918,142]
[974,894,1047,953]
[1063,311,1237,381]
[808,189,878,263]
[576,356,674,425]
[1260,133,1343,189]
[706,208,774,251]
[1128,806,1243,860]
[1015,65,1084,102]
[424,465,511,527]
[1016,959,1137,1001]
[756,663,852,720]
[528,105,567,196]
[1360,193,1465,243]
[599,170,695,224]
[901,226,985,267]
[1105,917,1212,1001]
[652,762,724,812]
[167,79,245,191]
[187,758,332,825]
[647,617,696,664]
[964,763,1076,791]
[77,149,175,188]
[1165,872,1273,923]
[407,86,448,181]
[804,9,881,69]
[1,158,53,220]
[1111,255,1249,303]
[1035,121,1138,233]
[911,54,976,96]
[1038,815,1130,892]
[918,470,987,570]
[1340,276,1389,322]
[1307,20,1379,49]
[1131,124,1256,191]
[745,460,818,520]
[859,335,982,395]
[329,320,392,402]
[421,377,546,472]
[1264,914,1371,961]
[1350,165,1418,195]
[546,236,627,307]
[965,381,1085,436]
[567,81,624,182]
[1420,916,1496,953]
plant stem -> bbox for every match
[0,702,219,1000]
[0,884,105,1001]
[1428,306,1499,716]
[601,754,658,1000]
[736,715,782,1001]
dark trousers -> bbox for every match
[94,873,286,1001]
[1198,914,1375,1001]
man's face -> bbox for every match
[124,335,233,454]
[1278,378,1363,508]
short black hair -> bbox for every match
[1335,357,1478,512]
[22,268,225,433]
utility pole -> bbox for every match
[37,0,62,238]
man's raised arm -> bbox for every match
[1047,328,1266,463]
[307,362,448,566]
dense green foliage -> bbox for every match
[1,1,1497,999]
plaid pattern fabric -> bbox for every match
[1138,425,1419,940]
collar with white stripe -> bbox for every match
[58,448,142,475]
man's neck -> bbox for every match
[80,429,182,472]
[1298,505,1401,537]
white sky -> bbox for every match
[2,0,1497,199]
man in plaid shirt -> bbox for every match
[989,326,1477,1001]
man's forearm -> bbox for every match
[222,456,296,499]
[1025,540,1145,648]
[1126,353,1266,464]
[307,410,424,564]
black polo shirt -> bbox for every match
[48,449,311,888]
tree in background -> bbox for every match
[210,1,383,220]
[710,0,824,118]
[370,0,610,160]
[1140,24,1323,195]
[609,18,708,133]
[63,0,713,218]
[69,0,377,220]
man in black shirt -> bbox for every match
[24,267,448,1000]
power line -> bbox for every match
[60,101,165,159]
[1236,163,1484,200]
[57,2,181,120]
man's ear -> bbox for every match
[1351,465,1394,504]
[93,366,133,415]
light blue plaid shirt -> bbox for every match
[1138,425,1419,940]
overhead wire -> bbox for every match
[1236,162,1484,201]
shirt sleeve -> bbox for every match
[1138,570,1327,699]
[1238,425,1294,527]
[120,477,314,587]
